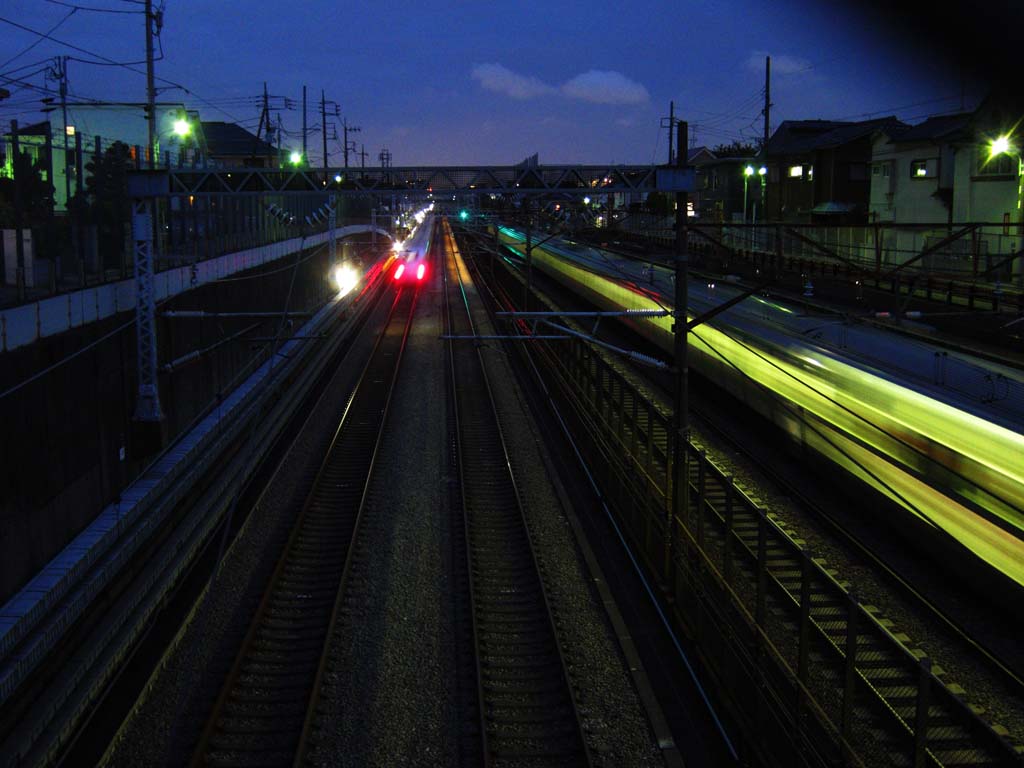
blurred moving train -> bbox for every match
[495,225,1024,590]
[391,209,435,282]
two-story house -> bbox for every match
[762,116,908,224]
[867,89,1024,280]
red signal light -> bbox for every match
[416,263,425,281]
[394,263,405,280]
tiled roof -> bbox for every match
[888,113,971,143]
[766,117,907,154]
[200,121,276,157]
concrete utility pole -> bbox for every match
[145,0,156,168]
[343,118,361,169]
[763,55,772,148]
[302,85,307,163]
[10,120,26,300]
[359,144,367,170]
[320,89,327,168]
[670,120,690,584]
[55,56,71,209]
[669,101,675,165]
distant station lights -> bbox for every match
[172,118,191,137]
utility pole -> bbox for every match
[257,81,270,140]
[669,101,675,165]
[359,143,367,170]
[320,89,328,168]
[343,118,361,169]
[10,120,26,300]
[276,113,283,165]
[302,85,307,163]
[144,0,156,168]
[523,199,532,311]
[763,55,772,148]
[669,120,690,585]
[57,56,71,210]
[660,101,676,165]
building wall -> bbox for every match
[40,104,190,211]
[870,134,950,224]
[767,156,815,220]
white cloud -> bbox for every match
[471,64,650,106]
[561,70,650,105]
[471,63,555,99]
[747,51,812,75]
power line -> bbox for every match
[44,0,144,12]
[0,8,77,70]
[0,57,60,80]
[0,14,244,123]
[835,94,962,121]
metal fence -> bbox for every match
[528,328,1021,767]
[614,215,1023,286]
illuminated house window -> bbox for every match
[788,165,803,178]
[65,126,75,137]
[911,159,936,178]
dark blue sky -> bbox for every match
[0,0,993,165]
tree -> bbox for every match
[84,142,133,269]
[644,191,673,216]
[712,139,763,158]
[0,150,55,227]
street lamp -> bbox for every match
[172,118,191,138]
[743,165,754,223]
[989,134,1023,259]
[289,150,303,166]
[989,134,1012,160]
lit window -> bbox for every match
[788,165,803,178]
[911,159,936,178]
[807,165,814,179]
[65,126,75,137]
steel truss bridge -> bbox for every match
[158,163,675,197]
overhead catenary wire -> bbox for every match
[0,14,245,123]
[43,0,145,13]
[0,8,77,70]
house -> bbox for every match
[696,155,763,223]
[866,89,1024,279]
[199,122,279,168]
[2,103,194,211]
[1,122,53,187]
[762,116,908,224]
[869,113,970,225]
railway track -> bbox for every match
[442,220,592,768]
[189,285,417,767]
[457,226,1023,767]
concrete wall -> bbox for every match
[0,225,390,353]
[0,233,387,604]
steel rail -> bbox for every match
[442,218,592,767]
[189,285,418,767]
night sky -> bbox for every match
[0,0,1013,166]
